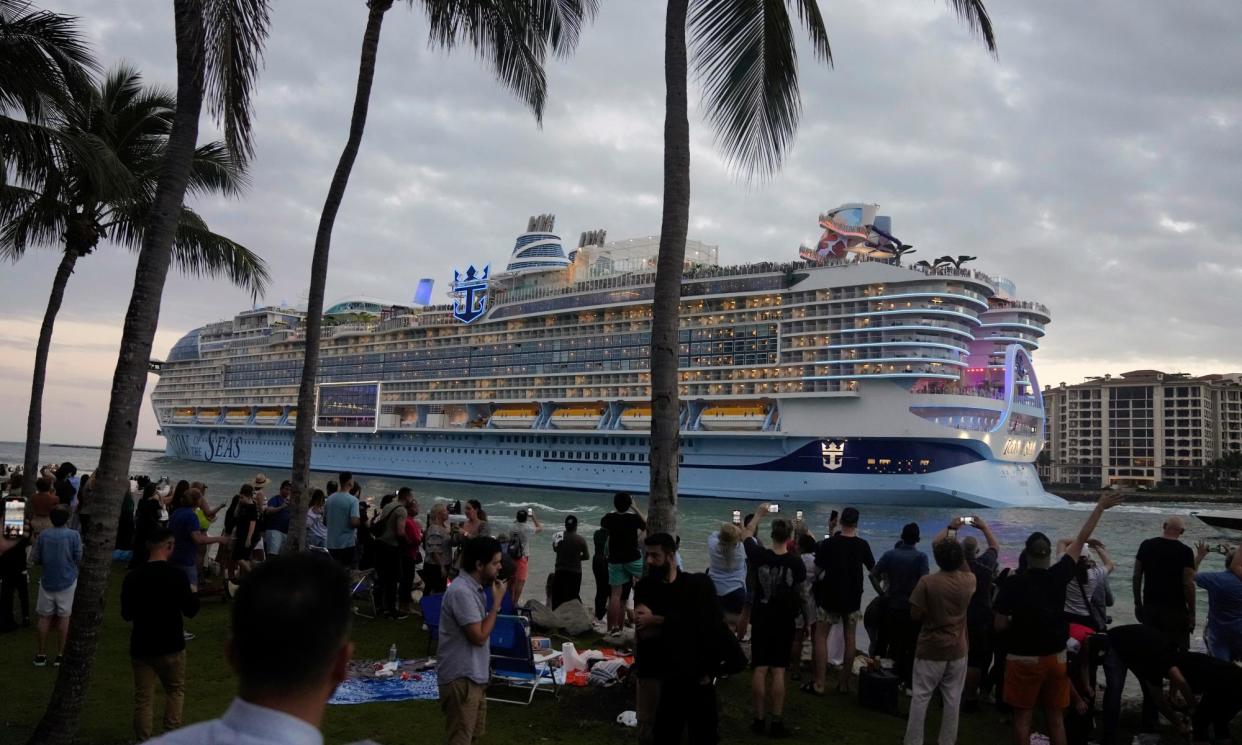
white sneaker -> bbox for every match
[591,619,608,634]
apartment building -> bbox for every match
[1041,370,1242,488]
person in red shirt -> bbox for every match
[397,488,422,616]
[29,477,59,541]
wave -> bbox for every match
[485,500,604,514]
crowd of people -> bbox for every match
[3,464,1242,745]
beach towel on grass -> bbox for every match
[329,670,440,705]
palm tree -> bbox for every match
[24,2,271,742]
[3,65,270,504]
[890,244,917,265]
[950,253,978,269]
[0,0,96,190]
[646,0,996,535]
[286,0,597,551]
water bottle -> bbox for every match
[388,643,397,664]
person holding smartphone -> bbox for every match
[439,536,507,745]
[0,517,32,631]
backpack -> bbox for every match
[370,503,399,539]
[507,529,526,560]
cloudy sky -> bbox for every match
[2,0,1240,450]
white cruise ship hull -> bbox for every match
[161,426,1062,509]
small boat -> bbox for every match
[619,405,652,430]
[491,405,539,429]
[699,403,768,431]
[1192,510,1242,532]
[254,408,282,425]
[170,407,195,424]
[550,405,605,430]
[224,407,250,425]
[196,407,221,424]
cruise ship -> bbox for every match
[151,204,1062,508]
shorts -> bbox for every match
[263,530,286,556]
[514,556,529,582]
[174,562,197,588]
[718,588,746,615]
[817,607,861,626]
[37,582,76,617]
[608,559,644,587]
[751,615,796,668]
[1003,652,1069,710]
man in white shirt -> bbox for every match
[142,553,353,745]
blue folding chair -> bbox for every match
[420,593,444,655]
[482,586,516,615]
[486,613,557,705]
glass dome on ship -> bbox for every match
[149,205,1060,507]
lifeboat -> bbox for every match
[170,407,195,424]
[286,408,298,426]
[254,408,282,426]
[550,404,605,430]
[195,407,221,424]
[491,404,539,429]
[699,403,768,431]
[619,405,652,430]
[224,407,250,425]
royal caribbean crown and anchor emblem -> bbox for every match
[451,264,489,324]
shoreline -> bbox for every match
[1054,488,1241,505]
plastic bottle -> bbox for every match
[388,643,397,664]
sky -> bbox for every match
[2,0,1240,450]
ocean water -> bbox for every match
[4,441,1238,639]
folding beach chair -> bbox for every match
[349,568,379,619]
[419,592,444,655]
[486,612,558,705]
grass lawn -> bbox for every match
[0,563,1201,745]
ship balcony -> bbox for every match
[976,318,1047,334]
[975,331,1041,348]
[840,321,976,339]
[989,299,1051,322]
[858,306,981,323]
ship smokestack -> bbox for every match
[578,229,607,248]
[527,214,556,232]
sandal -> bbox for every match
[799,682,825,696]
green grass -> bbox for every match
[0,564,1197,745]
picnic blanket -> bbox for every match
[329,670,440,705]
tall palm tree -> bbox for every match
[286,0,597,551]
[647,0,996,535]
[950,253,978,269]
[3,65,270,503]
[24,2,271,742]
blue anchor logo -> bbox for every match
[451,265,490,324]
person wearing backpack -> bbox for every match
[371,492,409,620]
[741,504,806,737]
[507,508,541,606]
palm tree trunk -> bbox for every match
[646,0,690,538]
[288,0,392,551]
[26,3,206,743]
[21,249,80,500]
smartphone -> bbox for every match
[795,510,804,522]
[3,498,24,537]
[769,504,779,514]
[731,510,742,526]
[830,509,839,521]
[960,516,975,526]
[528,508,535,519]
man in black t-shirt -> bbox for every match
[634,533,723,745]
[121,527,200,741]
[1133,516,1196,650]
[742,505,806,737]
[1108,623,1242,743]
[600,492,646,634]
[994,494,1122,745]
[810,507,875,694]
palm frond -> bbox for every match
[787,0,830,63]
[203,0,272,163]
[422,0,554,122]
[943,0,996,55]
[185,140,249,199]
[690,0,813,180]
[0,0,97,121]
[170,206,270,299]
[0,178,68,260]
[531,0,599,58]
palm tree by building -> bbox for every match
[2,65,270,504]
[23,2,272,743]
[647,0,997,535]
[286,0,597,550]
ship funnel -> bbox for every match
[578,229,607,248]
[527,214,556,232]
